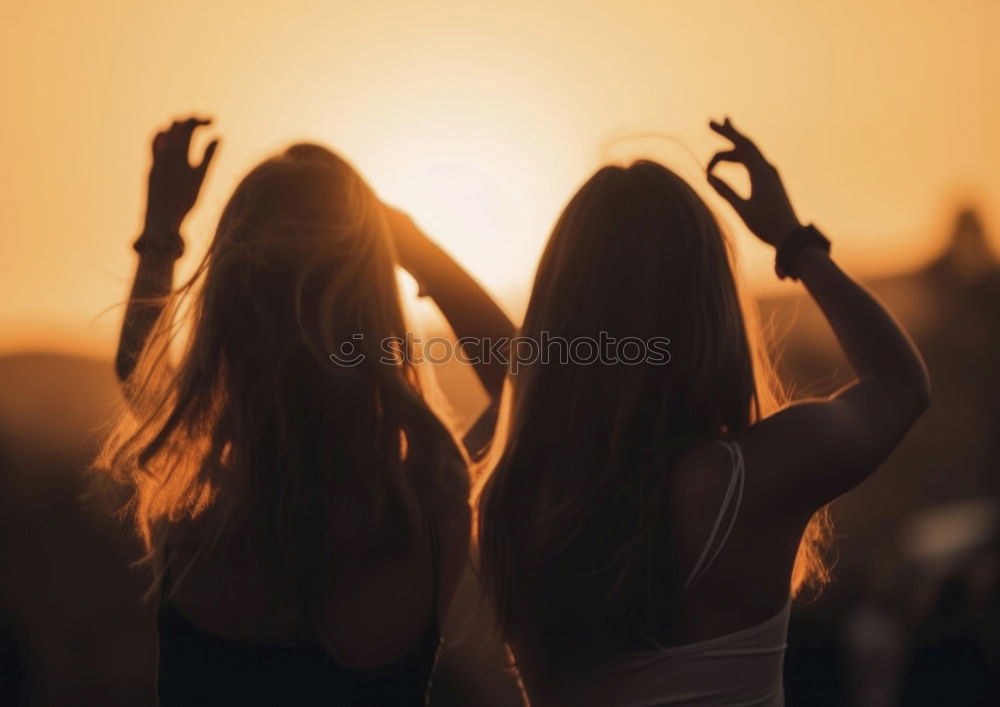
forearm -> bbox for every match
[406,238,515,399]
[115,244,177,383]
[116,114,216,385]
[795,246,930,403]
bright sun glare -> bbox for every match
[357,114,571,319]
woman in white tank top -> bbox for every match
[476,119,930,706]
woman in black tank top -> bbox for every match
[156,525,443,705]
[97,116,513,705]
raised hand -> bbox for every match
[707,118,800,248]
[144,117,219,232]
[379,201,514,406]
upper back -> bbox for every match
[513,436,811,695]
[665,438,807,641]
[156,494,471,704]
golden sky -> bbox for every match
[3,0,998,356]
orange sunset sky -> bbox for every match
[3,0,998,356]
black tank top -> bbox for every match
[157,528,443,707]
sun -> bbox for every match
[364,126,551,318]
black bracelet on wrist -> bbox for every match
[133,229,184,259]
[775,224,830,281]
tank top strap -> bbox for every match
[683,439,746,590]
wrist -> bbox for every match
[789,244,831,279]
[134,227,184,260]
[770,218,803,250]
[143,214,182,234]
[141,221,181,237]
[774,224,830,281]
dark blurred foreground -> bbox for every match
[0,210,997,706]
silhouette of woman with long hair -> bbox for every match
[98,116,513,706]
[476,118,930,706]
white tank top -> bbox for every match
[540,440,790,707]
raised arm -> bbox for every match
[115,117,218,390]
[383,207,515,457]
[707,117,931,511]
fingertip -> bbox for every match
[198,138,221,170]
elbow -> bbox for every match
[914,379,932,417]
[906,368,932,420]
[867,366,931,424]
[894,353,932,420]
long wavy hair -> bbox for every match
[476,160,830,680]
[96,144,468,613]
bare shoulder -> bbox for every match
[668,440,744,550]
[669,436,814,616]
[320,496,471,670]
[670,440,735,509]
[669,434,813,571]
